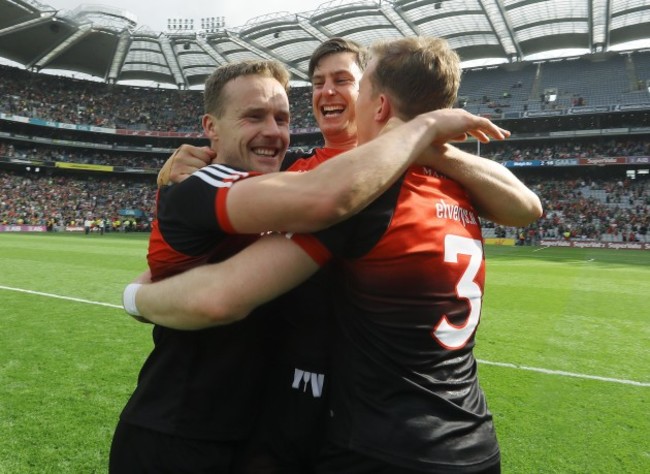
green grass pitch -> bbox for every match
[0,233,648,473]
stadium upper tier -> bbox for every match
[0,64,317,132]
[1,51,650,135]
[1,0,650,87]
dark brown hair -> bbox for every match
[308,37,369,80]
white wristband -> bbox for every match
[123,283,142,317]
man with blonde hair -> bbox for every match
[126,37,541,473]
[113,53,517,473]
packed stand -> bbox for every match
[0,141,165,171]
[516,177,649,244]
[0,65,319,133]
[0,65,202,132]
[471,138,650,163]
[4,137,648,170]
[287,86,317,130]
[2,167,647,243]
[0,170,155,231]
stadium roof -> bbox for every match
[1,0,650,88]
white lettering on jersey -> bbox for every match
[292,368,325,398]
[422,167,446,179]
[436,199,478,228]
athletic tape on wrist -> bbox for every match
[123,283,142,317]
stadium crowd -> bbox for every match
[475,139,650,162]
[1,64,649,241]
[1,168,647,242]
[0,66,202,132]
[0,141,165,171]
[505,176,649,244]
[0,170,154,231]
[0,65,318,131]
[3,135,650,169]
[3,64,650,164]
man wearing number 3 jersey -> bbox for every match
[130,36,542,473]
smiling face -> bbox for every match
[311,51,363,149]
[203,74,290,174]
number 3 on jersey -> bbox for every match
[432,234,484,350]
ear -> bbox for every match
[375,94,392,123]
[202,113,218,140]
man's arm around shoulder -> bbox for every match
[130,234,320,329]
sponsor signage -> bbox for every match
[55,162,114,172]
[119,209,145,217]
[504,160,542,168]
[549,130,577,137]
[602,128,629,134]
[485,238,515,246]
[0,225,47,232]
[555,158,579,166]
[117,167,157,175]
[0,114,118,134]
[616,103,650,111]
[525,110,564,118]
[540,240,650,250]
[0,113,30,123]
[568,106,611,114]
[116,129,205,138]
[628,156,650,164]
[9,158,45,165]
[579,157,626,166]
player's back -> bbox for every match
[324,165,499,472]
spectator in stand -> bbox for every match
[0,65,203,132]
[0,171,155,229]
[1,169,646,242]
[0,140,166,171]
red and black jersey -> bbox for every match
[234,148,343,471]
[291,166,500,472]
[147,163,259,280]
[271,147,344,373]
[120,163,276,441]
[282,146,341,172]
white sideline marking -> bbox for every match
[0,285,122,310]
[478,359,650,387]
[2,285,648,388]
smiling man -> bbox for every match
[125,37,544,474]
[111,57,514,473]
[309,38,363,151]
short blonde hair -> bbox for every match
[203,60,290,116]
